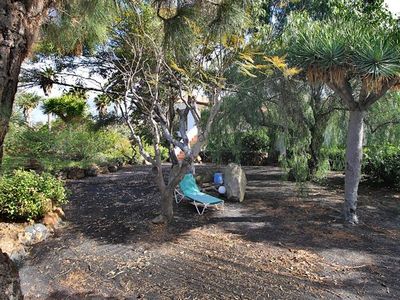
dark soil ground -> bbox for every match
[18,165,400,299]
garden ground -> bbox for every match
[15,165,400,299]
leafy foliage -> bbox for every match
[15,92,42,112]
[42,93,87,123]
[0,170,67,221]
[322,146,346,171]
[15,92,42,125]
[286,5,400,88]
[3,123,134,172]
[206,128,270,165]
[363,144,400,188]
[37,0,119,56]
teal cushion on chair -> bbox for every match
[179,174,200,195]
[185,193,223,205]
[179,174,223,205]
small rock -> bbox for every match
[99,166,110,174]
[108,164,118,173]
[18,231,33,245]
[53,207,65,220]
[19,224,49,245]
[85,164,100,177]
[9,248,27,266]
[42,212,61,230]
[66,167,86,179]
[151,215,168,224]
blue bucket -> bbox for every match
[213,172,223,185]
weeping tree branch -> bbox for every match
[365,119,400,134]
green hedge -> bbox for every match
[206,129,270,165]
[363,145,400,188]
[0,170,68,221]
[3,123,134,172]
[321,147,346,171]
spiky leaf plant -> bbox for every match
[286,8,400,224]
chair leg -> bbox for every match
[174,190,184,204]
[193,202,207,215]
[174,190,180,204]
[201,205,207,215]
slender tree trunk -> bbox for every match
[160,188,174,221]
[308,126,323,176]
[47,113,52,131]
[308,117,330,176]
[0,0,51,166]
[344,110,365,224]
[153,165,174,223]
[153,162,190,223]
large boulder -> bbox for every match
[223,163,247,202]
[0,250,23,300]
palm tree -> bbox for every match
[38,67,57,96]
[15,92,42,127]
[288,9,400,223]
[94,94,111,118]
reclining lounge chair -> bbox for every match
[175,174,224,215]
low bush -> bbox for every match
[322,147,346,171]
[363,144,400,188]
[206,129,270,165]
[0,170,68,221]
[3,123,135,173]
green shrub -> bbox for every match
[363,144,400,188]
[282,150,310,182]
[42,93,87,123]
[322,147,346,171]
[3,123,135,173]
[0,170,68,221]
[206,129,270,165]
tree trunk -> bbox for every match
[344,110,365,224]
[0,0,51,166]
[308,126,323,176]
[152,166,174,223]
[47,113,52,131]
[308,117,330,176]
[160,188,174,221]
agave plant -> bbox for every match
[287,11,400,224]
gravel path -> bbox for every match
[19,165,400,299]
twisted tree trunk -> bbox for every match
[344,109,365,224]
[0,0,51,166]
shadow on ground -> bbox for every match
[19,165,400,299]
